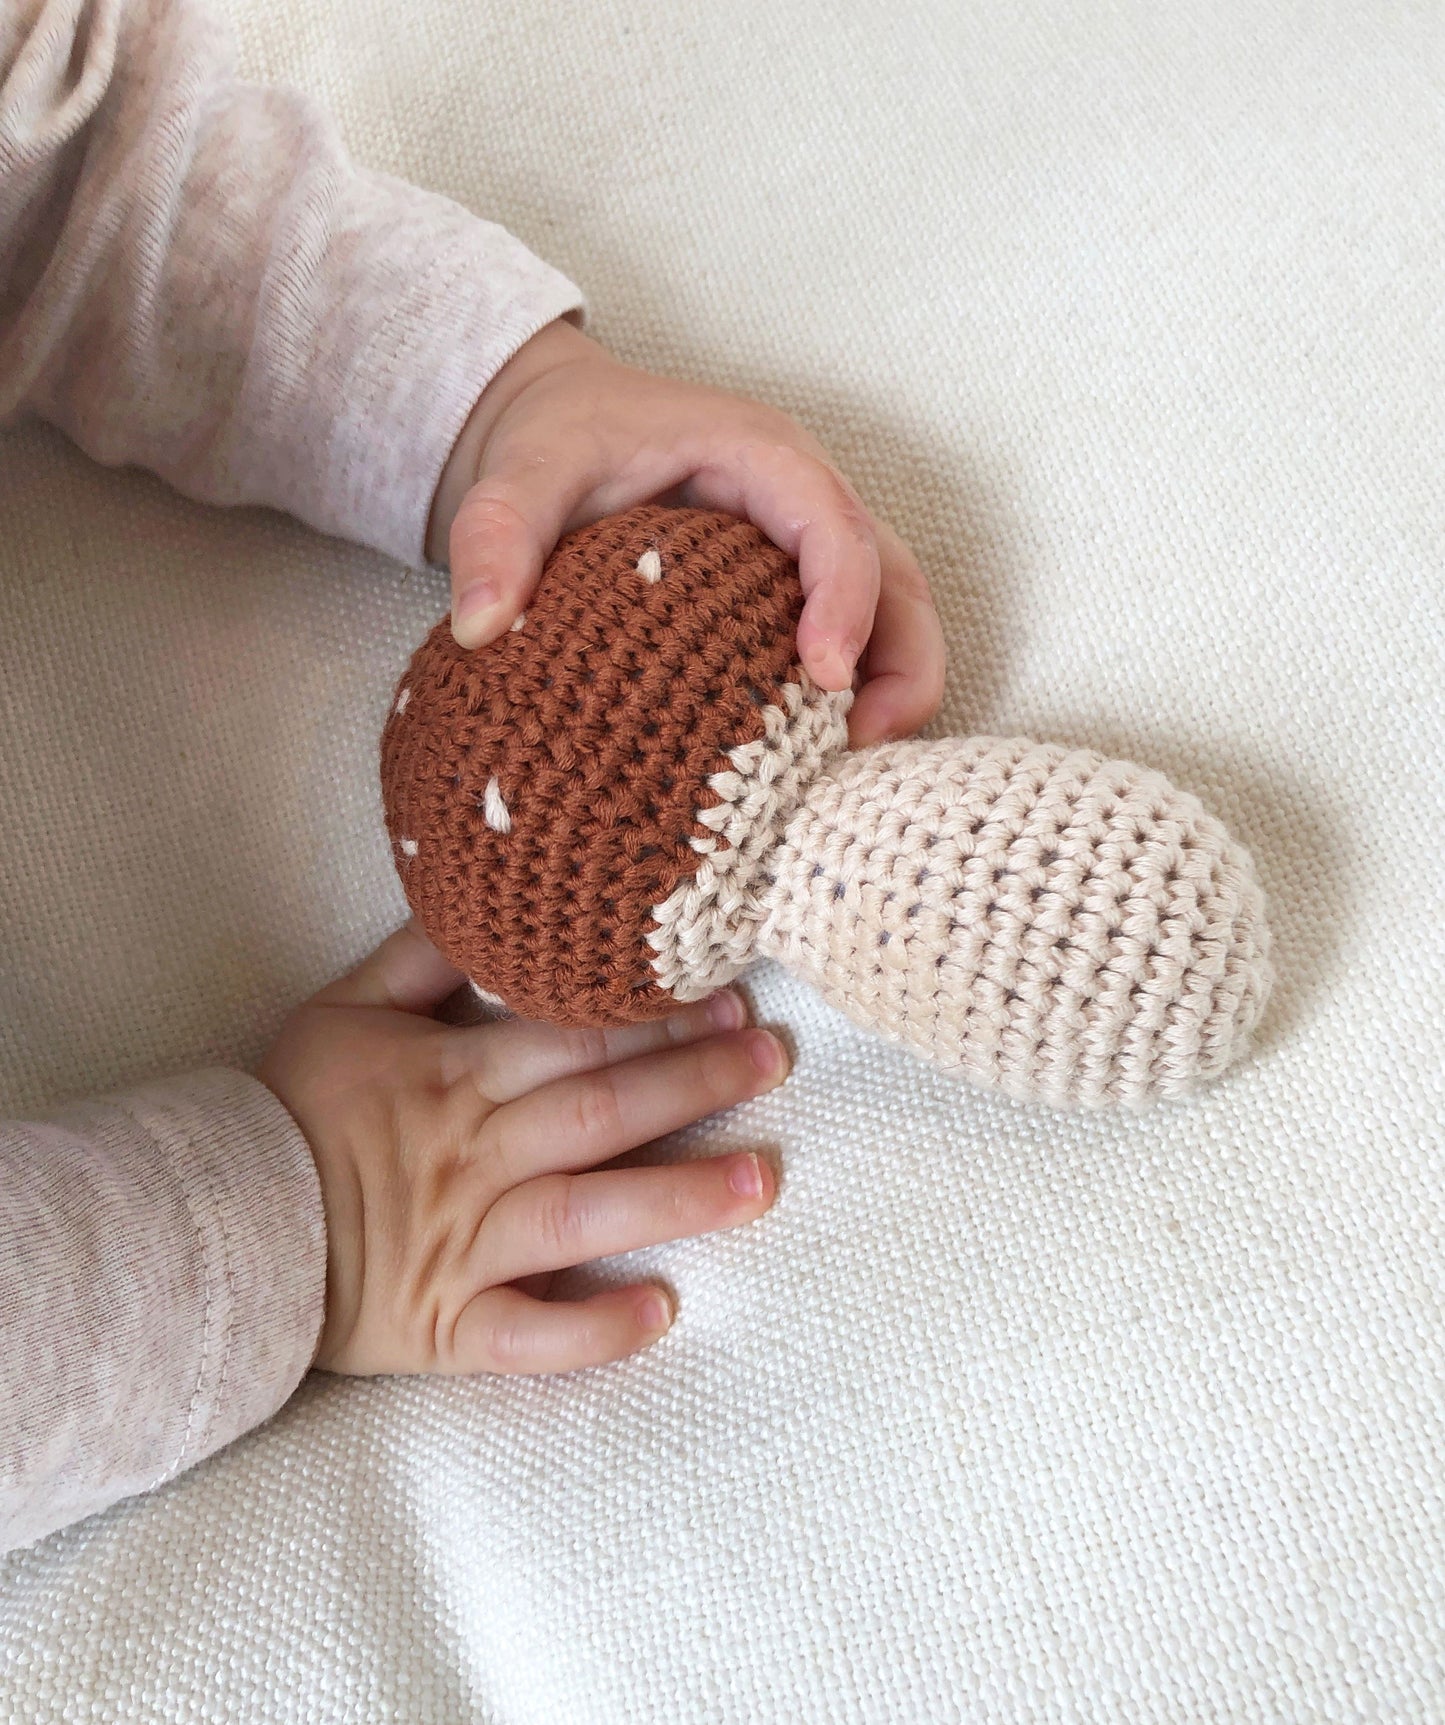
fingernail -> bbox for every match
[638,1292,673,1331]
[707,990,746,1031]
[806,639,855,688]
[452,579,503,646]
[728,1152,764,1198]
[746,1029,787,1082]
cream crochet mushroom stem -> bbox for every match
[647,684,1272,1109]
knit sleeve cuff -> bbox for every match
[0,1068,327,1552]
[4,0,586,572]
[280,168,587,566]
[109,1068,328,1476]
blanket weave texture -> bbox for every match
[2,0,1443,1718]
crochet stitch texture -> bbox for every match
[381,506,807,1024]
[382,504,1272,1107]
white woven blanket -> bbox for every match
[2,1,1442,1718]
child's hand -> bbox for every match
[426,319,945,750]
[257,923,784,1376]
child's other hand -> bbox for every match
[257,923,784,1376]
[426,319,945,750]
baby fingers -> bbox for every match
[678,441,882,690]
[449,477,583,648]
[483,1027,789,1188]
[447,1282,677,1376]
[844,517,946,747]
[479,1150,776,1287]
[447,990,749,1105]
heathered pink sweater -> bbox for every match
[0,0,584,1553]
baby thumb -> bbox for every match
[312,921,466,1014]
[449,466,593,649]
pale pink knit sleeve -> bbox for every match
[0,1070,327,1554]
[0,0,584,1552]
[0,0,585,564]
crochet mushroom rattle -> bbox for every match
[381,505,1272,1109]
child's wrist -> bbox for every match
[425,313,596,566]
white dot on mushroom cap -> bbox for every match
[483,776,511,834]
[637,549,663,584]
[510,612,527,632]
[399,837,418,857]
[394,687,411,714]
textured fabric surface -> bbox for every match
[3,0,1444,1719]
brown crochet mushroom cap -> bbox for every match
[380,505,807,1024]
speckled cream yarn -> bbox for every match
[381,504,1272,1106]
[754,738,1272,1108]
